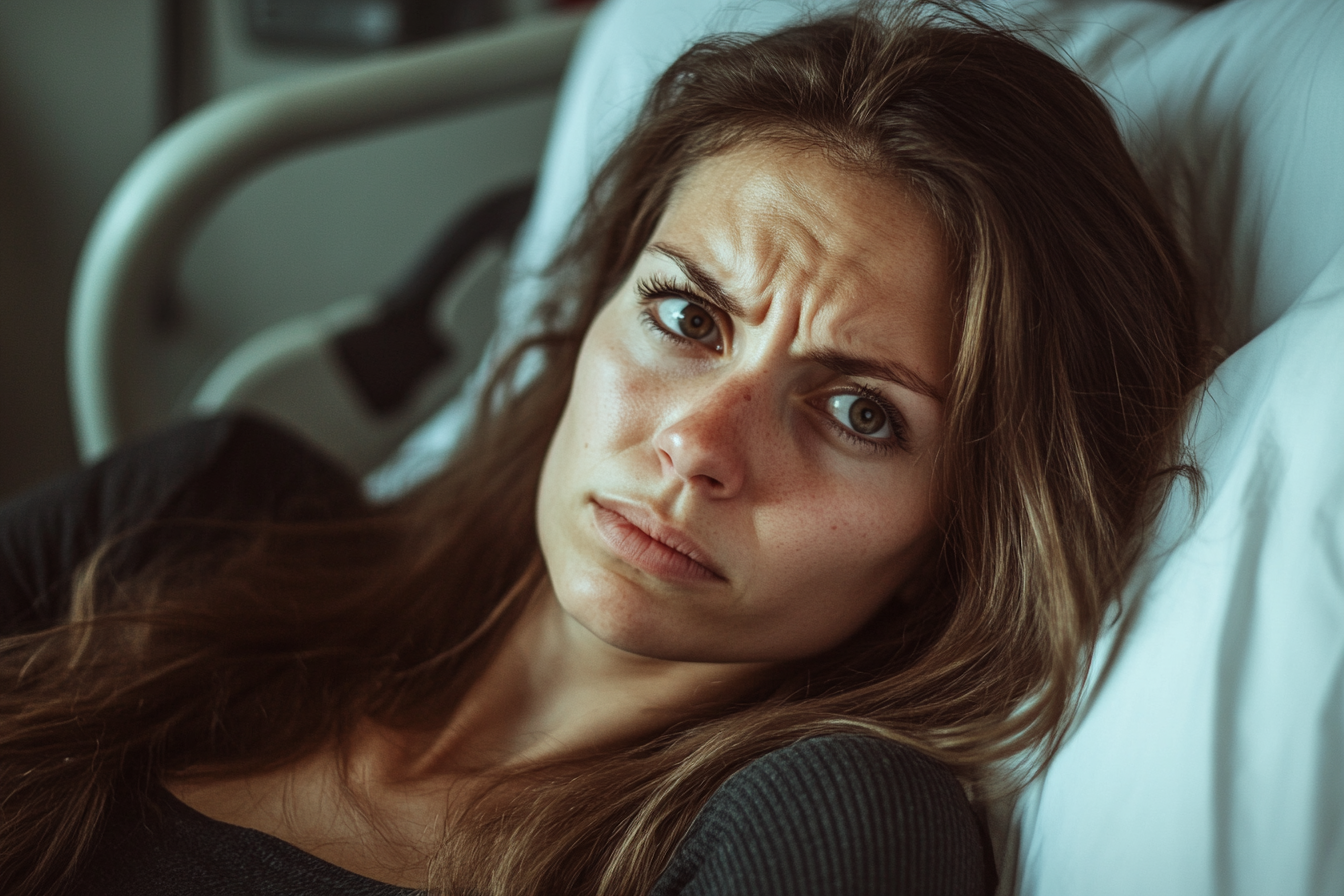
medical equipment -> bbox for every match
[69,1,1344,893]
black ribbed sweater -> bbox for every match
[0,414,991,896]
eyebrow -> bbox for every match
[647,243,747,318]
[805,350,946,404]
[646,242,945,405]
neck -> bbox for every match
[163,577,775,887]
[399,578,772,775]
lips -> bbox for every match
[590,498,725,584]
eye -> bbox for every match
[652,298,721,346]
[826,393,895,440]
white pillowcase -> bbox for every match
[988,3,1344,894]
[368,2,1344,892]
[997,244,1344,896]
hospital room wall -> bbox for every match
[0,0,157,501]
[0,0,556,501]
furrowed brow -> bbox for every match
[647,244,747,317]
[645,244,943,403]
[807,349,946,404]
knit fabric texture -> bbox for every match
[650,733,989,896]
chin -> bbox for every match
[554,576,816,666]
[555,570,699,658]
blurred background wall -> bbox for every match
[0,0,559,499]
[0,0,156,499]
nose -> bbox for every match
[652,384,754,498]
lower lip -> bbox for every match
[591,504,722,584]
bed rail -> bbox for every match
[69,10,585,463]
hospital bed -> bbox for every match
[68,0,1344,893]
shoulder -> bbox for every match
[0,413,363,632]
[652,734,991,896]
[65,784,415,896]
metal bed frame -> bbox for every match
[69,11,585,465]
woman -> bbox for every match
[0,3,1205,894]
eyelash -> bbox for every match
[633,274,908,454]
[823,384,908,455]
[635,274,724,342]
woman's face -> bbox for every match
[536,142,954,665]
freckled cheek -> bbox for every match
[567,336,664,457]
[759,481,937,590]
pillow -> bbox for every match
[986,3,1344,894]
[997,244,1344,896]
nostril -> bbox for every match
[653,407,746,498]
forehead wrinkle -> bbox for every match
[744,202,888,346]
[761,184,944,387]
[742,208,816,329]
[655,143,951,396]
[662,144,887,319]
[770,154,890,272]
[768,167,900,331]
[784,243,893,361]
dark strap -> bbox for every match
[333,182,534,416]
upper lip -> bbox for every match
[591,496,725,579]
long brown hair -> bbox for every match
[0,4,1206,894]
